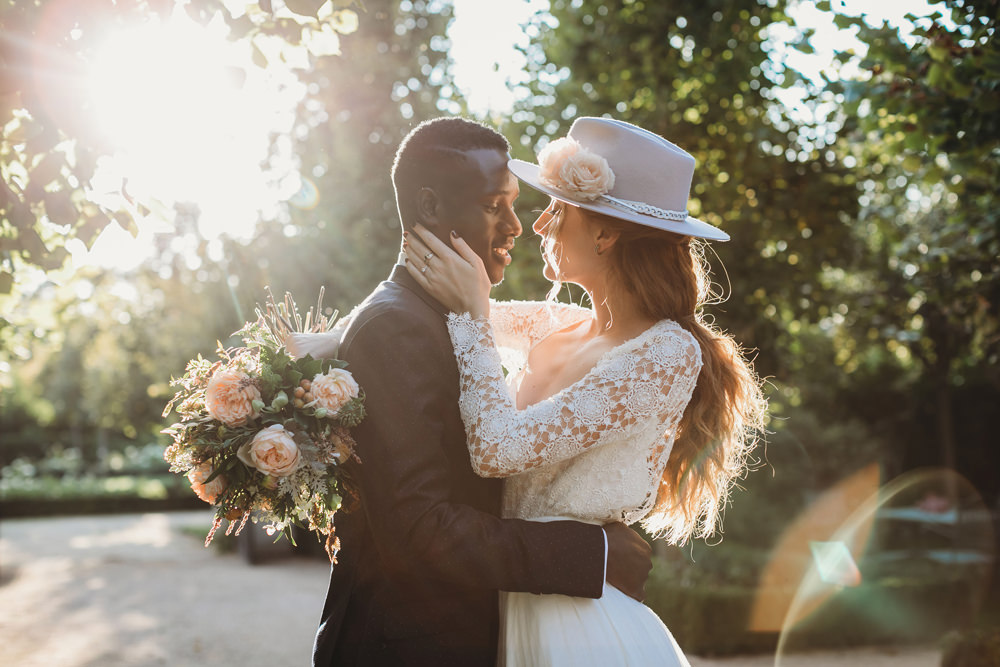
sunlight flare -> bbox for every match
[82,8,304,264]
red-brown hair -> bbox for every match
[548,207,767,543]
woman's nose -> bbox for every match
[532,210,552,234]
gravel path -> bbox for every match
[0,511,942,666]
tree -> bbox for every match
[232,0,457,313]
[822,0,999,499]
[0,0,460,465]
[508,0,863,384]
[0,0,360,293]
[506,0,913,549]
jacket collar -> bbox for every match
[389,263,449,317]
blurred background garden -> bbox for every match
[1,0,998,661]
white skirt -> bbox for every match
[500,587,689,667]
[499,519,690,667]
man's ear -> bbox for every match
[416,187,442,227]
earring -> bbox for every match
[594,243,603,256]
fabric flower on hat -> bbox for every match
[205,368,261,427]
[537,137,615,201]
[310,368,360,416]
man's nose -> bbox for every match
[505,207,523,237]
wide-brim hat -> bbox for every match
[508,117,729,241]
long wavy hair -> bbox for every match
[544,206,767,544]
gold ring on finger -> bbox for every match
[421,265,428,274]
[424,252,434,262]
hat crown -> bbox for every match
[506,116,729,241]
[566,117,695,215]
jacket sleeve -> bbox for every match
[341,306,606,598]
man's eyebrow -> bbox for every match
[483,186,519,197]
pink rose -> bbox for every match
[537,137,615,201]
[205,368,261,427]
[188,462,226,504]
[237,424,302,477]
[310,368,359,416]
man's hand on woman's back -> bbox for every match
[603,522,654,602]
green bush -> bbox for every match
[941,627,1000,667]
[0,471,184,502]
[646,581,777,655]
[790,577,974,648]
[646,552,776,655]
[0,443,202,516]
[646,553,977,656]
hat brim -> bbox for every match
[508,159,730,242]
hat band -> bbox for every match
[600,195,689,222]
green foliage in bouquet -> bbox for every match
[161,289,363,559]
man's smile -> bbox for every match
[492,238,515,265]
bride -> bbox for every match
[400,117,767,665]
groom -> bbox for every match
[312,117,652,666]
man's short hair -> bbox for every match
[391,118,510,213]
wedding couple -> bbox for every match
[294,116,765,666]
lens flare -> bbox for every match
[808,541,862,587]
[76,6,306,267]
[751,466,995,665]
[749,463,880,635]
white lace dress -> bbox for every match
[447,300,702,667]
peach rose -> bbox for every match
[237,424,302,477]
[310,368,359,416]
[205,368,261,427]
[537,137,615,201]
[188,462,226,504]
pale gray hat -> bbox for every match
[508,117,729,241]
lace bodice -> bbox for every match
[447,301,702,527]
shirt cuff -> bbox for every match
[601,526,608,597]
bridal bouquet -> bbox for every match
[162,289,363,559]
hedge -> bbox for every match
[647,560,978,656]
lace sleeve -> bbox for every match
[489,300,591,356]
[447,313,703,478]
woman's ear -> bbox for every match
[416,187,441,227]
[594,225,622,254]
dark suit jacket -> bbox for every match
[312,266,605,666]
